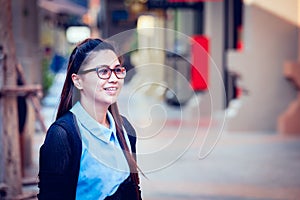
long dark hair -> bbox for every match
[56,38,141,198]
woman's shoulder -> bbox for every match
[47,112,73,133]
[54,111,75,126]
[45,111,79,144]
[121,116,136,136]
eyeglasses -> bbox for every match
[77,65,126,80]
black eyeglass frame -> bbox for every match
[77,65,126,80]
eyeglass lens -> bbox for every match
[97,66,126,79]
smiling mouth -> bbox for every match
[104,87,117,91]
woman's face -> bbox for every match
[72,49,124,108]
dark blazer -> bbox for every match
[38,111,141,200]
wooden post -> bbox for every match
[0,0,22,198]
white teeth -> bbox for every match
[105,88,117,91]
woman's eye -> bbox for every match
[115,68,122,73]
[116,67,125,73]
[99,68,109,75]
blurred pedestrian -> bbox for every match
[38,38,142,200]
[49,53,66,73]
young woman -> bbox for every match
[38,38,142,200]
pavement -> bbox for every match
[22,81,300,200]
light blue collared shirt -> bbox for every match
[70,102,130,200]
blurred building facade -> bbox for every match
[224,0,299,133]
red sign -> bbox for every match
[190,35,209,91]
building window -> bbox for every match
[225,0,243,51]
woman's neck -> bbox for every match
[80,100,110,127]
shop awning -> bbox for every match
[38,0,87,16]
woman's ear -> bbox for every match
[71,73,83,90]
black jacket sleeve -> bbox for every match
[38,123,77,200]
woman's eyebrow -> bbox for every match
[97,64,121,68]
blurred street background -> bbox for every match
[1,0,300,199]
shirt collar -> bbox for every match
[70,102,116,143]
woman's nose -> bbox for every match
[108,71,118,82]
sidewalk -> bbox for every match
[138,131,300,200]
[23,83,300,200]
